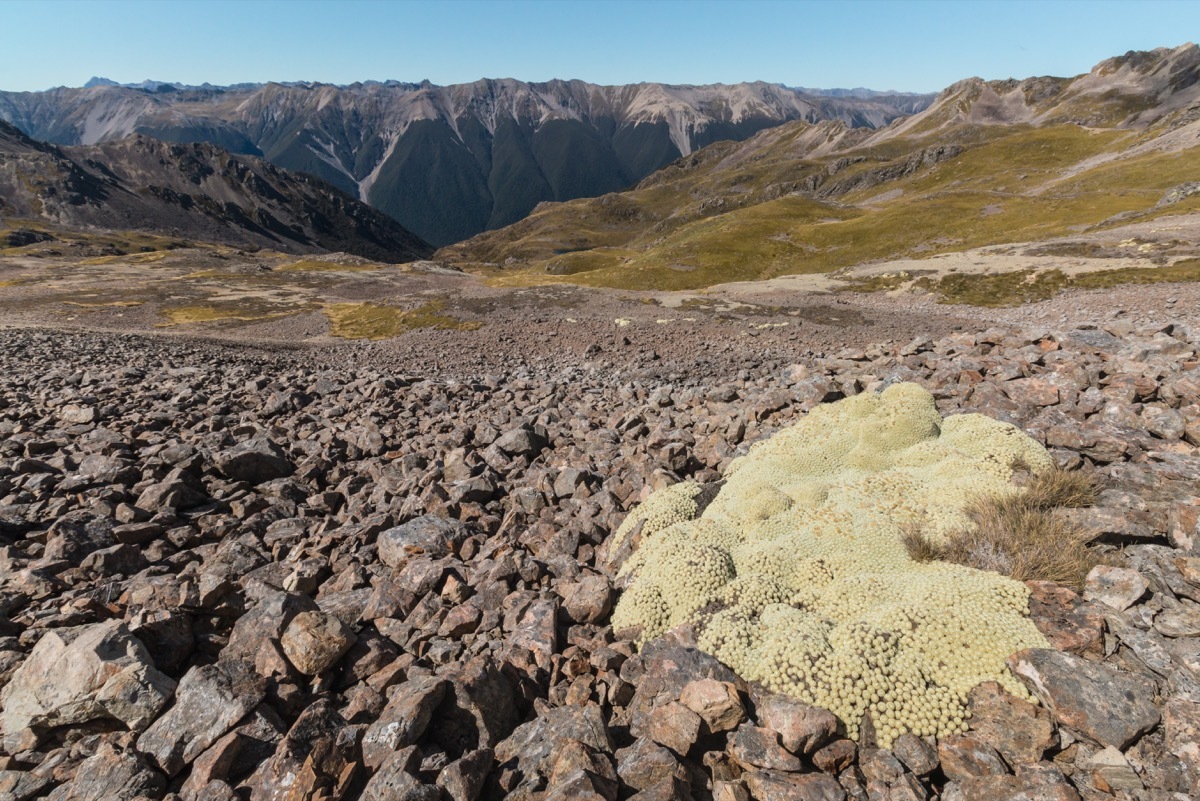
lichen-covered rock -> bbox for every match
[0,620,157,751]
[611,384,1053,747]
[136,660,267,777]
[280,610,357,675]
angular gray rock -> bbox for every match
[214,436,294,484]
[1008,648,1160,749]
[136,660,267,776]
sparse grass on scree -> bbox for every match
[447,119,1200,293]
[913,258,1200,306]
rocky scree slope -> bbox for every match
[0,319,1199,800]
[438,43,1200,290]
[0,120,432,262]
[0,80,931,246]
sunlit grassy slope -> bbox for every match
[437,55,1200,292]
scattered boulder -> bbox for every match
[280,610,356,675]
[214,436,294,484]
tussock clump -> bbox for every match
[903,468,1101,589]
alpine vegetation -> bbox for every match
[611,383,1059,747]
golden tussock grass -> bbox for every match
[904,468,1101,589]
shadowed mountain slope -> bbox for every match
[0,121,432,261]
[0,79,933,246]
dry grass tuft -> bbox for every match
[903,468,1101,589]
[1018,466,1099,510]
[900,522,942,563]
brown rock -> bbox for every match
[431,654,518,754]
[1083,565,1148,611]
[222,589,318,664]
[495,702,612,782]
[136,660,267,777]
[1024,581,1105,655]
[44,743,165,801]
[1163,697,1200,786]
[362,676,449,769]
[646,702,702,756]
[378,515,469,570]
[742,770,846,801]
[627,641,739,737]
[437,747,494,801]
[966,681,1055,765]
[1008,648,1160,749]
[242,700,356,801]
[0,620,156,751]
[1002,377,1060,407]
[439,603,482,638]
[280,609,357,675]
[628,776,695,801]
[858,747,905,784]
[562,574,615,624]
[713,780,750,801]
[679,679,745,734]
[508,598,559,669]
[728,726,804,772]
[545,738,618,801]
[810,739,856,774]
[179,731,243,801]
[959,763,1081,801]
[1083,745,1143,792]
[937,733,1008,783]
[361,745,440,801]
[754,693,838,755]
[616,736,689,791]
[890,733,938,776]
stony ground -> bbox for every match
[0,285,1199,801]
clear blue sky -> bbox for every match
[1,0,1196,93]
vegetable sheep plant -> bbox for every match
[609,382,1088,748]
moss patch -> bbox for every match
[324,300,482,340]
[158,301,312,326]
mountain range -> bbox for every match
[0,119,431,261]
[438,43,1200,289]
[0,79,932,245]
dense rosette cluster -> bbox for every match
[610,382,1052,748]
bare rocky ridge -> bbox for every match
[0,298,1197,799]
